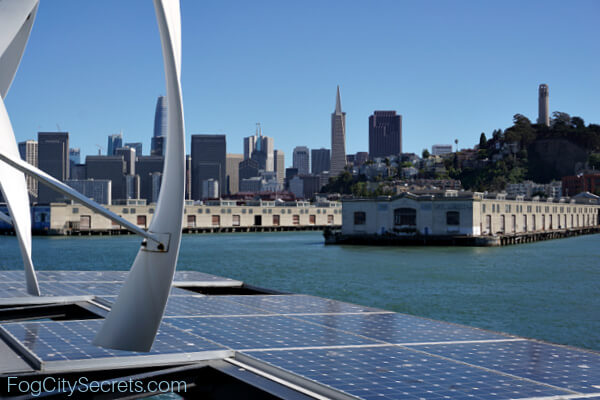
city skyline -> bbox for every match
[4,0,599,163]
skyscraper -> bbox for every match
[151,96,168,155]
[226,153,243,194]
[136,155,164,203]
[311,148,330,175]
[107,133,122,156]
[330,85,347,176]
[293,146,310,175]
[86,155,127,202]
[18,140,38,198]
[538,84,549,127]
[274,149,285,185]
[243,123,274,171]
[191,134,226,199]
[37,132,69,204]
[124,142,143,156]
[369,111,402,159]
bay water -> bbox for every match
[1,231,598,351]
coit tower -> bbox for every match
[538,84,549,127]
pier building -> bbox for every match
[0,200,342,236]
[332,191,600,246]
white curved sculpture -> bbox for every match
[0,0,185,351]
[0,0,41,296]
[93,0,186,351]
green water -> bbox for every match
[1,232,599,351]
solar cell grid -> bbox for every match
[294,313,512,344]
[224,294,386,315]
[244,346,571,400]
[166,316,378,350]
[162,296,273,317]
[413,340,600,394]
[1,320,226,362]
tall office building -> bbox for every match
[18,140,38,198]
[369,111,402,159]
[330,86,347,176]
[226,154,243,195]
[136,156,164,203]
[538,84,550,127]
[243,124,274,171]
[311,148,330,175]
[107,133,123,156]
[151,96,168,156]
[124,142,143,156]
[274,149,285,185]
[115,147,136,176]
[69,148,81,164]
[191,134,226,199]
[38,132,69,204]
[293,146,310,175]
[86,156,127,202]
[66,179,112,205]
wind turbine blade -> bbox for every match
[93,0,186,352]
[0,97,39,296]
[0,0,40,296]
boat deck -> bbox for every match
[0,270,599,399]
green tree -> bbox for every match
[422,149,430,159]
[479,132,487,148]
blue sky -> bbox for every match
[5,0,600,165]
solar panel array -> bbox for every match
[1,270,599,399]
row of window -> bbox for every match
[484,204,594,214]
[354,209,460,226]
[185,214,332,227]
[483,213,596,234]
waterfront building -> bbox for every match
[191,134,226,199]
[18,140,38,198]
[341,191,599,238]
[107,133,122,156]
[124,142,143,156]
[311,148,330,175]
[562,172,600,197]
[274,149,285,184]
[226,154,243,195]
[30,200,341,234]
[432,144,453,156]
[293,146,310,175]
[86,155,127,203]
[65,179,112,205]
[37,132,69,204]
[538,84,550,127]
[330,85,347,176]
[202,179,219,199]
[136,155,164,203]
[369,111,402,159]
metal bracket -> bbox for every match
[140,231,171,252]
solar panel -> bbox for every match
[224,294,386,315]
[412,340,600,394]
[244,346,573,400]
[173,270,241,283]
[161,296,274,317]
[0,320,229,371]
[166,316,378,350]
[294,313,512,344]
